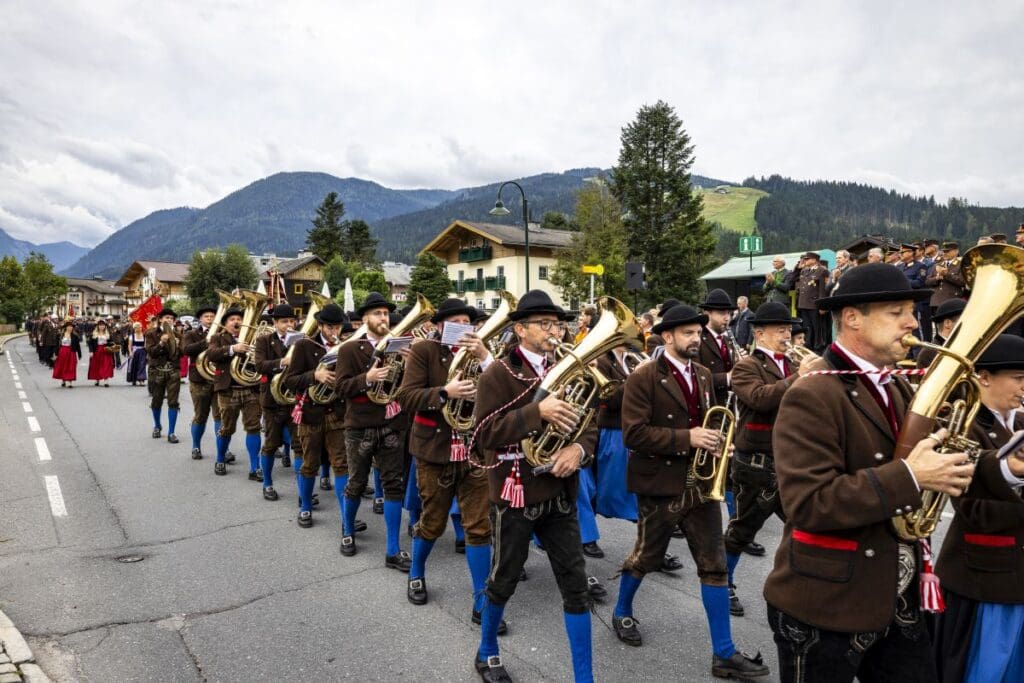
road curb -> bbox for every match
[0,609,51,683]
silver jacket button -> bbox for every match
[894,508,903,515]
[989,432,998,439]
[667,414,673,419]
[874,452,885,461]
[851,390,859,397]
[864,549,875,558]
[904,505,913,513]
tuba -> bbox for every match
[442,291,517,432]
[307,324,367,405]
[892,244,1024,540]
[271,292,330,405]
[228,289,270,386]
[162,321,178,357]
[366,294,436,405]
[689,406,736,502]
[196,290,246,381]
[521,297,644,469]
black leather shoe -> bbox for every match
[362,485,374,498]
[248,470,263,483]
[472,608,508,635]
[474,655,512,683]
[214,462,226,476]
[729,585,745,617]
[455,538,466,554]
[281,455,291,468]
[660,553,684,572]
[320,476,333,491]
[373,497,384,514]
[582,541,604,558]
[743,541,766,557]
[339,535,356,556]
[613,615,642,646]
[263,487,279,501]
[298,511,312,528]
[407,577,428,605]
[167,434,179,444]
[354,519,368,533]
[299,494,321,508]
[385,550,412,572]
[152,427,161,439]
[587,575,607,601]
[225,452,236,464]
[191,448,203,460]
[711,650,769,679]
[519,569,528,582]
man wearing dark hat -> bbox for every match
[896,243,931,342]
[182,305,221,459]
[916,298,966,368]
[612,303,769,679]
[144,308,183,443]
[396,298,497,623]
[723,302,814,618]
[253,304,298,501]
[925,242,965,310]
[990,232,1008,244]
[206,307,262,479]
[697,289,739,407]
[922,239,940,268]
[765,262,976,682]
[470,289,595,683]
[334,292,411,569]
[793,252,829,351]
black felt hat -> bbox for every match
[356,292,396,317]
[194,306,216,318]
[698,289,736,311]
[801,252,821,261]
[790,323,806,336]
[315,303,346,325]
[431,298,476,324]
[652,304,708,334]
[156,307,178,319]
[220,307,243,324]
[942,241,960,251]
[658,298,682,317]
[816,263,932,311]
[932,298,966,324]
[269,304,296,319]
[508,290,570,321]
[749,302,801,326]
[977,334,1024,371]
[991,233,1008,241]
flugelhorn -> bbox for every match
[366,294,436,405]
[689,405,736,502]
[271,292,330,405]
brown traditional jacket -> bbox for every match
[204,330,244,393]
[181,327,213,383]
[334,337,403,429]
[645,334,664,355]
[144,326,181,366]
[280,334,342,424]
[935,407,1024,604]
[914,333,945,369]
[41,320,60,346]
[621,355,713,497]
[254,330,289,409]
[473,346,598,505]
[596,352,629,430]
[763,346,923,633]
[396,340,459,464]
[924,259,965,307]
[796,264,829,310]
[731,349,797,453]
[698,327,735,406]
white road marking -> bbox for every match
[18,390,27,399]
[14,382,22,389]
[27,416,40,432]
[44,476,68,517]
[35,437,51,462]
[22,402,32,412]
[12,374,19,381]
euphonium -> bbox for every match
[521,297,644,469]
[688,405,736,502]
[271,292,330,405]
[196,290,245,381]
[367,294,436,405]
[307,324,367,405]
[228,289,270,386]
[442,291,518,432]
[892,244,1024,541]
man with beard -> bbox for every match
[206,308,262,479]
[145,308,183,444]
[254,304,297,501]
[697,289,738,408]
[182,305,222,460]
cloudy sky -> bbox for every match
[3,1,1022,247]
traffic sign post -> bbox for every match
[582,264,604,304]
[739,235,763,271]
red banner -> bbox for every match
[129,295,163,325]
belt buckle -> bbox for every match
[749,452,767,469]
[497,448,523,462]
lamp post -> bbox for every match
[489,181,530,291]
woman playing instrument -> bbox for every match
[125,321,148,386]
[52,320,82,388]
[933,334,1024,682]
[86,319,116,386]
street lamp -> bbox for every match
[489,180,530,291]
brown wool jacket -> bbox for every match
[205,330,244,393]
[334,337,405,429]
[763,346,923,633]
[925,260,965,307]
[144,326,181,366]
[621,355,713,497]
[181,327,213,384]
[280,335,342,424]
[595,352,629,430]
[254,331,289,409]
[796,264,829,310]
[473,346,598,506]
[731,349,797,453]
[698,328,735,407]
[396,340,460,464]
[935,407,1024,604]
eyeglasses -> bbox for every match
[524,319,567,332]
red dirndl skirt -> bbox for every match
[88,347,116,380]
[180,354,189,378]
[52,346,78,381]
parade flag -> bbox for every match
[129,294,163,324]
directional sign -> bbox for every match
[581,264,605,275]
[739,235,763,255]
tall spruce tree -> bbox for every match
[306,192,346,262]
[611,101,716,306]
[408,253,453,305]
[341,219,379,268]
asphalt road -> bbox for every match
[0,337,820,682]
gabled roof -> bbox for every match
[258,255,324,278]
[115,260,190,287]
[420,220,575,256]
[65,278,126,295]
[700,250,837,281]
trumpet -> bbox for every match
[783,340,818,365]
[689,405,736,502]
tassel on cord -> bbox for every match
[450,433,467,462]
[291,394,305,424]
[919,539,945,613]
[500,460,525,508]
[385,400,402,420]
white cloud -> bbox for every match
[1,0,1022,248]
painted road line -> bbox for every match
[44,476,68,517]
[22,402,32,413]
[27,416,40,432]
[18,390,27,399]
[14,382,22,389]
[35,437,51,462]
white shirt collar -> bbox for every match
[518,345,548,377]
[992,407,1017,433]
[757,346,787,374]
[835,341,891,404]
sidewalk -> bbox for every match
[0,609,50,683]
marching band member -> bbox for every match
[253,304,297,501]
[144,308,182,443]
[335,292,410,569]
[613,303,768,679]
[206,307,262,479]
[644,299,680,355]
[722,302,812,617]
[182,306,221,460]
[915,298,965,369]
[789,323,806,349]
[86,319,116,387]
[765,263,974,682]
[52,320,81,388]
[933,334,1024,682]
[472,290,596,683]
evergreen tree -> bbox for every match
[306,192,346,262]
[222,244,259,291]
[21,252,66,316]
[184,244,259,308]
[341,219,379,268]
[540,211,577,231]
[0,255,27,323]
[353,268,389,298]
[408,253,453,305]
[611,101,716,306]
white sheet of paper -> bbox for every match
[384,336,414,353]
[284,331,305,347]
[440,322,475,347]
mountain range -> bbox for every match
[0,229,90,271]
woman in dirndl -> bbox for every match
[125,321,148,386]
[52,320,81,387]
[87,319,116,386]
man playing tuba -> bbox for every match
[144,307,183,444]
[252,304,297,502]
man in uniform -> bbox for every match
[765,263,976,681]
[612,303,769,679]
[471,290,596,683]
[896,243,930,342]
[144,307,182,444]
[794,252,829,351]
[254,304,297,501]
[182,305,220,460]
[206,307,262,479]
[925,241,965,312]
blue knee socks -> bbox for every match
[190,423,204,450]
[410,537,434,579]
[373,468,383,498]
[213,419,222,437]
[260,454,274,488]
[216,435,229,464]
[452,513,465,543]
[298,475,315,514]
[727,552,741,586]
[282,425,291,457]
[725,490,736,519]
[465,545,490,612]
[334,474,349,525]
[245,433,261,473]
[293,455,302,475]
[614,573,643,618]
[383,500,402,556]
[167,409,178,434]
[477,597,505,659]
[151,408,161,429]
[342,496,361,537]
[320,460,330,479]
[700,584,736,658]
[564,611,594,683]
